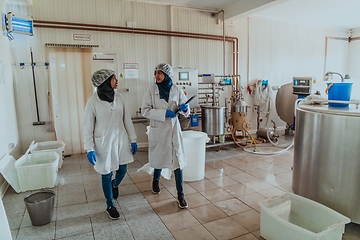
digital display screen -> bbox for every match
[179,72,189,80]
[294,79,309,86]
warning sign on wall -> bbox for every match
[124,63,138,79]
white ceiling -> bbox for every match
[252,0,360,30]
[135,0,360,30]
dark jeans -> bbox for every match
[153,168,183,195]
[101,164,127,208]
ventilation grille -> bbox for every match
[293,87,310,93]
[45,43,99,48]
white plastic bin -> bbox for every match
[259,193,350,240]
[30,140,65,169]
[15,152,59,192]
[182,131,209,181]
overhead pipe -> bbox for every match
[33,20,238,76]
[34,20,237,41]
[34,23,231,41]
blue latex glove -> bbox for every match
[165,110,176,118]
[180,103,188,112]
[87,151,96,166]
[131,142,137,155]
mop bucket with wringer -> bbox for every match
[325,82,353,107]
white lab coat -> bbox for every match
[141,84,190,170]
[83,92,137,175]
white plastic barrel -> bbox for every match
[182,131,209,181]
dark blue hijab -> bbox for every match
[156,73,172,102]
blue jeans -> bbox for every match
[154,168,183,195]
[101,164,127,208]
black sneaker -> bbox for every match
[177,194,188,209]
[112,180,119,199]
[106,206,120,220]
[152,180,161,194]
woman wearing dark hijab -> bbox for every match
[83,69,137,219]
[141,63,190,208]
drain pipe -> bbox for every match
[222,10,225,76]
[247,17,250,86]
[170,5,174,66]
[214,10,225,76]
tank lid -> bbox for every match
[298,104,360,117]
[200,105,225,109]
[234,100,247,106]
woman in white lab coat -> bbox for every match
[141,63,190,208]
[83,69,137,219]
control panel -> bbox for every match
[202,74,215,83]
[173,68,198,108]
[293,77,312,96]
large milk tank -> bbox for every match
[293,104,360,224]
[275,83,298,126]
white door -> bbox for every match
[47,48,93,155]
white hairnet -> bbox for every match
[154,63,173,78]
[91,69,115,87]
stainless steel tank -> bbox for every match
[231,100,251,135]
[293,104,360,223]
[201,106,225,135]
[275,83,298,126]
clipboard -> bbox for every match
[175,95,196,113]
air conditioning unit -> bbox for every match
[3,12,33,36]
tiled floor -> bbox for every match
[3,142,360,239]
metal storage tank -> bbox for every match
[201,106,225,136]
[293,104,360,224]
